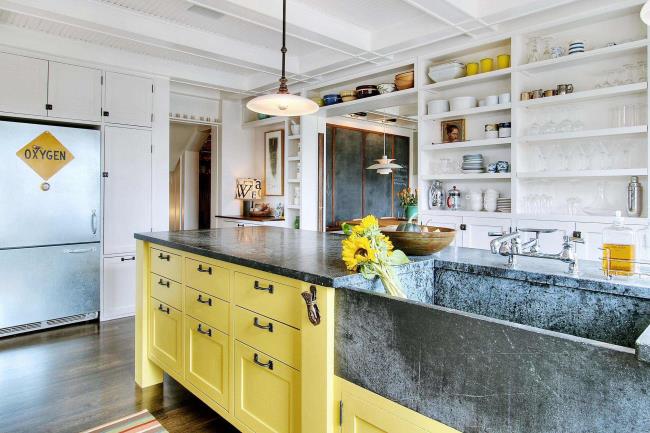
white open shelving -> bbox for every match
[416,4,649,237]
[521,125,647,142]
[421,103,511,121]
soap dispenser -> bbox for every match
[602,211,636,277]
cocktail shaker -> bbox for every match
[627,176,642,217]
[428,180,444,209]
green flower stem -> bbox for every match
[375,264,406,298]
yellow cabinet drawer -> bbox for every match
[234,341,300,433]
[234,307,300,370]
[149,298,182,375]
[150,247,182,282]
[185,258,230,301]
[150,273,182,310]
[185,287,230,335]
[185,316,229,409]
[233,272,301,329]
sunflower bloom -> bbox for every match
[341,236,377,271]
[353,215,379,235]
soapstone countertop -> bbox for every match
[135,227,650,299]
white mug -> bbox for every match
[485,95,499,106]
[498,93,511,104]
[484,196,497,212]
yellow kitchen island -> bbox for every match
[134,228,458,433]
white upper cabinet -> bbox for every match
[103,126,152,255]
[0,52,48,117]
[103,72,153,127]
[48,62,102,122]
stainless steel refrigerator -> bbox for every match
[0,120,100,336]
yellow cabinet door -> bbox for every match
[234,341,300,433]
[185,316,229,409]
[149,298,183,374]
[341,392,427,433]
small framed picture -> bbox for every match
[441,118,466,143]
[264,129,284,196]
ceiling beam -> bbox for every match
[0,0,299,74]
[189,0,374,59]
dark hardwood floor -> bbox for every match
[0,318,240,433]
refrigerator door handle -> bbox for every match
[91,210,98,235]
[63,247,96,254]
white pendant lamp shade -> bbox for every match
[246,0,319,117]
[642,1,650,24]
[247,93,319,117]
[367,155,403,175]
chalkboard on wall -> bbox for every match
[325,125,409,228]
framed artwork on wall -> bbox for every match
[264,129,284,196]
[441,118,466,143]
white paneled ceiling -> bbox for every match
[0,0,640,95]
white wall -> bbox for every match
[218,100,259,217]
[151,77,170,232]
[182,151,200,230]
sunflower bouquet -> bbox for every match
[341,215,409,298]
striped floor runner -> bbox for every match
[80,409,167,433]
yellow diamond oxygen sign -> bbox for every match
[16,131,75,181]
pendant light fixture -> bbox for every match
[366,114,403,175]
[246,0,319,117]
[642,1,650,24]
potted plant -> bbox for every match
[398,188,418,221]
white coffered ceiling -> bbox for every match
[0,0,642,96]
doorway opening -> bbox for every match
[169,121,215,230]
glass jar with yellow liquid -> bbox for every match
[602,211,636,277]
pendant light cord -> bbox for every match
[278,0,288,94]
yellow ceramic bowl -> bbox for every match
[466,62,479,75]
[480,58,494,73]
[497,54,511,69]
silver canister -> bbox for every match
[447,185,461,210]
[628,176,642,217]
[428,180,444,209]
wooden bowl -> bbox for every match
[381,226,456,256]
[394,70,415,90]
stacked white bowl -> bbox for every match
[568,40,585,55]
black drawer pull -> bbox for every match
[254,280,274,294]
[103,110,109,117]
[197,294,212,306]
[121,257,135,262]
[158,304,170,314]
[158,253,170,261]
[197,324,212,337]
[253,317,274,332]
[158,279,170,287]
[253,353,273,370]
[197,264,212,275]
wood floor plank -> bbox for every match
[0,318,240,433]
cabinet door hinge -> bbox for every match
[150,144,153,153]
[151,113,154,122]
[151,84,154,93]
[339,400,343,426]
[101,75,103,85]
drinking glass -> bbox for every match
[541,119,557,134]
[622,64,635,85]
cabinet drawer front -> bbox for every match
[233,273,301,329]
[185,258,230,301]
[150,247,182,282]
[234,341,300,433]
[185,316,229,409]
[234,307,300,370]
[150,273,182,310]
[185,287,229,334]
[149,298,182,374]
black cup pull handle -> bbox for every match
[253,353,273,370]
[253,317,274,332]
[197,294,212,306]
[197,324,212,337]
[103,110,109,117]
[253,281,274,294]
[158,304,170,314]
[121,257,135,262]
[158,253,170,261]
[197,264,212,275]
[158,279,170,287]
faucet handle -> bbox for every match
[488,231,508,237]
[564,235,584,244]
